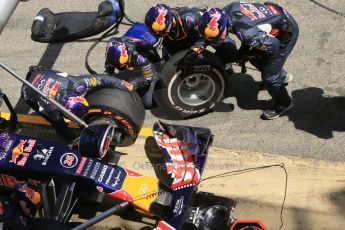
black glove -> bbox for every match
[184,49,199,65]
[130,77,152,90]
[177,49,199,74]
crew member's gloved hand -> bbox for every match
[184,50,198,66]
[183,47,203,65]
[179,48,204,74]
[130,77,152,90]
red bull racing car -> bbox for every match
[0,91,267,230]
[0,1,267,229]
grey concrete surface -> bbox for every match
[1,0,345,161]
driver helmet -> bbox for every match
[64,95,89,118]
[198,8,229,44]
[105,38,130,69]
[145,4,173,36]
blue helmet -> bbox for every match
[145,4,173,36]
[105,38,130,69]
[64,94,89,118]
[198,8,229,44]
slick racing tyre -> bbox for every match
[84,88,145,147]
[155,50,227,119]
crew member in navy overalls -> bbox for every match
[105,36,159,108]
[22,66,134,140]
[199,3,299,120]
[144,4,238,66]
[0,183,41,229]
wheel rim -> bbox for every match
[177,73,216,106]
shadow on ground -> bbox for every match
[225,73,272,110]
[225,74,345,139]
[286,87,345,139]
[329,187,345,220]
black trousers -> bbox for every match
[249,18,299,106]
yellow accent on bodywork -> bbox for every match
[121,175,159,213]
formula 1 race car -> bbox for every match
[0,91,267,230]
[0,2,267,229]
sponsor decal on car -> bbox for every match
[0,174,18,188]
[90,162,101,179]
[60,153,78,169]
[98,165,109,182]
[173,196,185,217]
[111,170,123,188]
[17,183,41,205]
[105,168,115,185]
[0,133,16,163]
[10,139,36,166]
[33,146,54,166]
[19,200,32,217]
[75,157,87,175]
[80,158,94,177]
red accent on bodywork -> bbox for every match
[109,190,134,202]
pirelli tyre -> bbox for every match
[83,88,145,147]
[154,50,227,119]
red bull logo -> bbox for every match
[10,139,36,166]
[48,81,61,99]
[156,9,166,25]
[119,44,129,65]
[152,9,167,32]
[10,140,27,164]
[204,12,221,39]
[68,96,89,107]
[18,184,35,200]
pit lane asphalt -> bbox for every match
[1,0,345,161]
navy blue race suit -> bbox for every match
[163,7,238,63]
[21,66,134,140]
[0,183,41,230]
[22,66,133,122]
[224,2,299,107]
[105,36,159,107]
[105,36,159,88]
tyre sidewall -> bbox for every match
[166,66,225,114]
[158,50,226,116]
[84,88,145,147]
